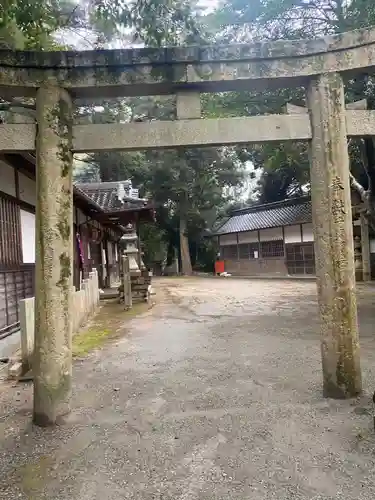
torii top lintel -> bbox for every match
[1,27,375,99]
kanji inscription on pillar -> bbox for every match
[331,176,346,224]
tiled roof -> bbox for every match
[76,181,148,212]
[216,198,312,234]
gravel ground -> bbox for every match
[1,277,375,499]
[0,330,20,360]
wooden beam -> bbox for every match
[2,111,375,153]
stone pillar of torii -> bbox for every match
[3,28,375,424]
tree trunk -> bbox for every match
[179,216,192,275]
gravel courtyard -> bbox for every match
[1,277,375,499]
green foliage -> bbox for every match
[78,140,246,271]
[191,237,218,272]
[75,94,247,272]
[252,141,310,203]
[0,0,81,49]
[217,0,375,41]
[77,0,207,46]
[0,0,205,50]
[9,0,375,257]
[139,222,167,268]
[211,0,375,204]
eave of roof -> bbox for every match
[231,195,311,216]
[4,153,155,232]
[73,184,104,213]
[76,181,150,214]
[214,197,312,235]
[3,153,126,231]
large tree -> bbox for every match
[145,147,245,274]
[73,88,247,274]
[0,0,205,50]
[73,80,249,275]
[213,0,375,219]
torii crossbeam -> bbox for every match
[1,26,374,424]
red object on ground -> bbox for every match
[215,260,225,275]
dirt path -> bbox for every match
[1,277,375,499]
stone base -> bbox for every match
[8,359,23,379]
[355,269,363,282]
[131,270,152,303]
[118,270,152,304]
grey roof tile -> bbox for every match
[216,199,312,234]
[76,182,147,212]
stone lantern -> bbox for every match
[118,223,153,303]
[119,224,141,276]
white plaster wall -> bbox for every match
[0,159,16,197]
[20,210,36,263]
[20,270,100,365]
[238,230,258,243]
[19,172,36,206]
[370,239,375,253]
[259,227,283,241]
[302,223,314,242]
[284,224,302,244]
[102,242,107,265]
[219,233,237,245]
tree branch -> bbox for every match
[63,4,80,29]
[357,138,372,193]
[0,102,35,111]
[364,137,375,197]
[73,154,98,167]
[349,171,367,202]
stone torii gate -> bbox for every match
[1,27,375,425]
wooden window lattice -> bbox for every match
[221,245,238,259]
[260,240,284,258]
[238,242,260,259]
[0,196,22,268]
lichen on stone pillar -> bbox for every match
[307,72,362,399]
[33,83,73,426]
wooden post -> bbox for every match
[360,213,371,281]
[307,72,362,398]
[33,84,73,426]
[121,254,126,305]
[104,238,110,288]
[122,255,132,310]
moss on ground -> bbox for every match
[73,327,112,356]
[20,455,54,499]
[72,300,151,357]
